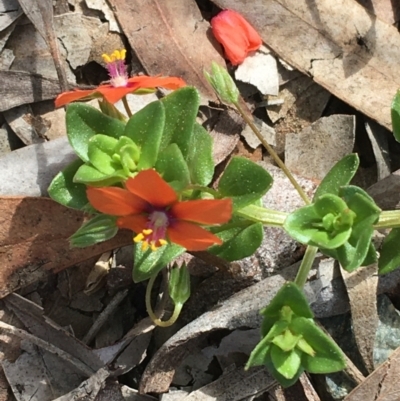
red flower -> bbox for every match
[86,169,232,251]
[211,10,262,65]
[55,49,186,107]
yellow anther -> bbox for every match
[159,239,168,246]
[133,233,144,243]
[101,53,112,63]
[150,242,158,251]
[143,229,153,235]
[101,49,127,64]
[141,241,149,251]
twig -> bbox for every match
[0,320,94,377]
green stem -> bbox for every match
[374,210,400,229]
[185,185,220,198]
[294,246,318,288]
[233,101,311,205]
[122,96,132,117]
[145,272,183,327]
[236,204,288,226]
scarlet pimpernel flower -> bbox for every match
[86,169,232,251]
[211,10,262,65]
[55,49,186,107]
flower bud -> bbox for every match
[168,263,191,306]
[204,62,239,105]
[211,9,262,65]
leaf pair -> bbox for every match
[247,283,345,387]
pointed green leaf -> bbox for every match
[314,154,359,200]
[290,317,346,374]
[155,143,190,191]
[209,222,263,261]
[272,330,300,352]
[187,123,214,186]
[218,157,272,210]
[124,100,165,170]
[246,335,271,368]
[261,283,314,323]
[391,91,400,142]
[270,345,302,379]
[66,103,125,162]
[379,228,400,274]
[133,243,185,282]
[161,87,200,158]
[263,355,304,388]
[70,215,118,247]
[74,164,126,186]
[48,158,88,210]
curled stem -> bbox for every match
[145,272,183,327]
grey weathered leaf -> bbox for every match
[17,0,68,90]
[0,70,61,112]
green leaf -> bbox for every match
[391,91,400,142]
[133,243,185,282]
[263,355,304,388]
[261,283,314,335]
[379,228,400,274]
[290,317,346,374]
[209,222,263,261]
[66,103,125,162]
[246,335,271,368]
[74,164,126,186]
[338,227,374,272]
[155,143,190,191]
[314,154,359,200]
[98,99,127,121]
[284,195,353,250]
[270,345,302,379]
[48,158,88,210]
[124,100,165,170]
[87,134,119,174]
[187,123,214,186]
[161,87,200,158]
[70,215,118,247]
[218,157,273,210]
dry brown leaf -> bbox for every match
[0,70,61,112]
[356,0,400,25]
[212,0,400,130]
[17,0,68,91]
[0,197,131,298]
[107,0,223,104]
[341,264,379,373]
[344,344,400,401]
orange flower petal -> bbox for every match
[127,76,186,90]
[117,214,148,233]
[55,89,97,108]
[167,221,223,251]
[97,84,140,104]
[86,186,147,216]
[171,199,232,225]
[211,9,262,65]
[125,170,177,208]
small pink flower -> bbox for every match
[211,10,262,65]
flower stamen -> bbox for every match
[101,49,129,88]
